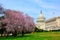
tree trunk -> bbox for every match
[21,30,24,37]
[12,30,17,37]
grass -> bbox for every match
[0,32,60,40]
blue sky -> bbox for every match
[0,0,60,22]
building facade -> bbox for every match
[36,11,46,30]
[36,11,60,30]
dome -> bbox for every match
[37,11,45,19]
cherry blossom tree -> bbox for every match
[25,14,35,33]
[1,9,35,37]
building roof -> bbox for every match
[46,16,60,23]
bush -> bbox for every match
[51,29,60,32]
[35,27,43,32]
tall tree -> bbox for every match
[2,9,35,37]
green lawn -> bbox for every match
[0,32,60,40]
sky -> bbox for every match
[0,0,60,22]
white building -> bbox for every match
[36,11,45,30]
[36,11,60,30]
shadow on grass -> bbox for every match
[0,34,32,40]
